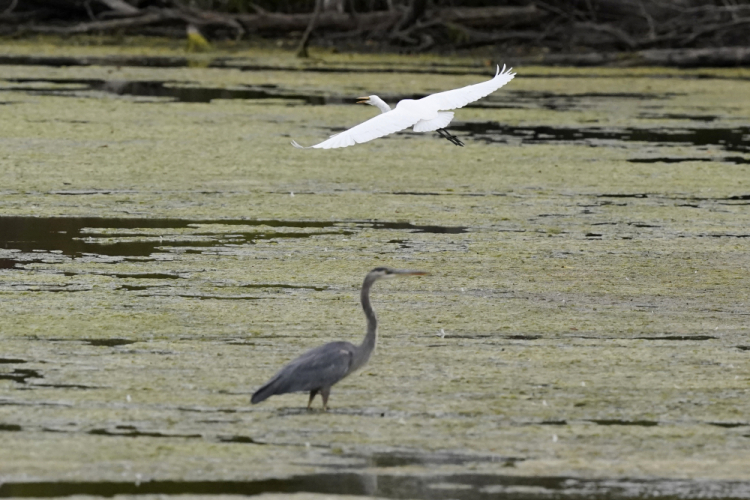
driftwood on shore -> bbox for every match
[2,1,749,67]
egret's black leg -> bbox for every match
[447,131,464,147]
[320,387,331,411]
[436,129,453,143]
[307,389,318,410]
[437,128,464,147]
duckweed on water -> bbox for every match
[0,39,749,496]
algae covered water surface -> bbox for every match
[0,40,749,499]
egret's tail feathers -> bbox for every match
[413,112,454,132]
[291,140,307,149]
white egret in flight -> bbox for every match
[291,64,515,149]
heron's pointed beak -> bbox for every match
[356,97,370,104]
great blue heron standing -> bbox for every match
[251,267,427,410]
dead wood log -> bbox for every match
[455,29,548,50]
[235,9,397,33]
[428,5,542,29]
[573,21,637,49]
[175,5,244,37]
[6,0,748,59]
[677,18,750,47]
[0,8,55,22]
[23,5,243,37]
[514,46,750,67]
[634,46,750,67]
[26,11,173,34]
[235,5,544,34]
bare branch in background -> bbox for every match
[1,0,749,66]
[97,0,139,15]
[3,0,17,14]
[392,0,426,33]
[296,0,323,58]
[638,1,656,40]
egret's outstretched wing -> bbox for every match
[413,111,454,132]
[292,108,421,149]
[420,65,515,111]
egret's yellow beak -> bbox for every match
[356,97,370,104]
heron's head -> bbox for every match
[368,267,428,280]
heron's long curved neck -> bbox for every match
[354,274,379,370]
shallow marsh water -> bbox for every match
[1,40,749,499]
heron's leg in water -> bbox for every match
[307,389,319,410]
[437,128,464,147]
[320,387,331,411]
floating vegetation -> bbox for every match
[0,43,749,490]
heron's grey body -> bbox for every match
[251,267,426,410]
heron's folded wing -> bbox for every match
[420,65,515,111]
[269,342,355,394]
[293,108,421,149]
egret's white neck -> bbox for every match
[367,95,391,114]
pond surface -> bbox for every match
[0,40,749,499]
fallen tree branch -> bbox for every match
[455,29,548,50]
[677,17,750,47]
[175,4,244,37]
[24,5,243,37]
[429,4,542,29]
[514,46,750,67]
[236,9,395,33]
[574,21,637,49]
[392,0,426,33]
[296,0,322,57]
[97,0,139,15]
[4,1,749,61]
[26,11,173,34]
[3,0,17,14]
[635,46,750,67]
[236,5,544,34]
[0,8,54,22]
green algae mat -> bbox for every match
[1,40,749,499]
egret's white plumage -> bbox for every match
[292,64,515,149]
